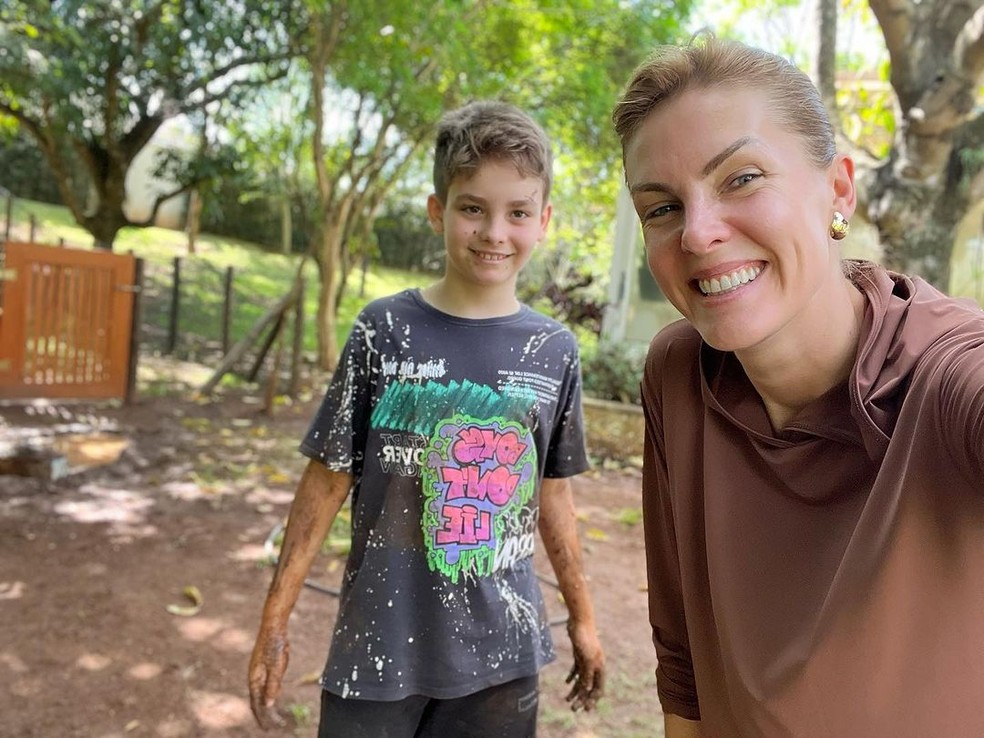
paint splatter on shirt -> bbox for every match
[300,289,589,700]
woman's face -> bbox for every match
[623,85,855,354]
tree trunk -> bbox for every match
[866,121,978,290]
[185,189,203,255]
[86,163,129,250]
[866,169,960,288]
[316,215,345,371]
[88,206,127,251]
[280,196,292,255]
[813,0,838,120]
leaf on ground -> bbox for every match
[166,585,204,617]
[296,670,322,686]
[585,528,608,542]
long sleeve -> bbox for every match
[641,351,701,721]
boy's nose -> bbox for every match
[479,216,508,244]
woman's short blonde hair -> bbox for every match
[613,36,835,169]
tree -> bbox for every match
[298,0,695,369]
[0,1,301,249]
[222,70,314,255]
[862,0,984,289]
[693,0,983,291]
[813,0,839,118]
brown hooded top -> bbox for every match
[642,261,984,737]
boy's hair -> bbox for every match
[613,35,835,169]
[432,101,553,205]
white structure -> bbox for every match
[123,117,198,230]
[601,186,681,345]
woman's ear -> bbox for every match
[426,194,445,234]
[831,153,857,220]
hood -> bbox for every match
[698,261,983,497]
[850,261,983,460]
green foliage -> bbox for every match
[373,200,445,273]
[0,132,61,202]
[286,703,313,727]
[0,0,302,246]
[580,340,649,405]
[0,1,298,137]
[615,507,644,526]
[321,505,352,557]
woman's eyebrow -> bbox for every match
[702,136,753,176]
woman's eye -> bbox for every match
[644,203,679,221]
[732,172,760,187]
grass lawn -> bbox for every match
[5,197,425,358]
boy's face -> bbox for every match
[427,160,551,295]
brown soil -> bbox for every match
[0,359,660,738]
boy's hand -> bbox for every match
[248,626,290,729]
[565,619,605,711]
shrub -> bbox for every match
[580,339,648,405]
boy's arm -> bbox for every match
[538,476,605,711]
[248,460,352,728]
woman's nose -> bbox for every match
[681,200,728,255]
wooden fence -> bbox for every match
[0,241,141,400]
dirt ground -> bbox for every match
[0,358,662,738]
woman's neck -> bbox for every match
[737,276,866,431]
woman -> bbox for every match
[614,37,984,737]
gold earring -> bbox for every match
[830,211,850,240]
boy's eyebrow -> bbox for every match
[629,136,755,195]
[452,192,540,207]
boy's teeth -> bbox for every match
[699,265,762,295]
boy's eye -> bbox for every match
[461,204,482,215]
[511,209,531,219]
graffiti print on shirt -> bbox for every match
[421,414,537,583]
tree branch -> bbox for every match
[869,0,916,106]
[868,0,914,61]
[118,114,166,164]
[128,178,202,228]
[955,4,984,81]
[310,4,348,208]
[177,51,295,102]
[955,111,984,201]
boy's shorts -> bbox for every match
[318,674,540,738]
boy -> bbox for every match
[248,100,605,737]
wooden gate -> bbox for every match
[0,242,139,400]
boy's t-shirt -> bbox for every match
[300,288,589,701]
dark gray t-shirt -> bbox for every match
[300,289,589,701]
